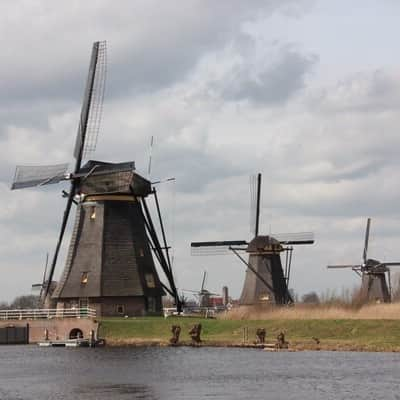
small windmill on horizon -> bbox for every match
[181,271,219,308]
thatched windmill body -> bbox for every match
[11,41,181,316]
[327,218,400,303]
[191,174,314,305]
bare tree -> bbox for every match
[0,301,9,310]
[10,295,39,309]
[301,291,320,304]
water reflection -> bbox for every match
[75,384,157,400]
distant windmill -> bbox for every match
[11,41,181,315]
[327,218,400,303]
[31,253,55,298]
[182,271,219,307]
[191,173,314,305]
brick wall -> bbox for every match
[0,319,98,343]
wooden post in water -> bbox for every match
[242,326,249,344]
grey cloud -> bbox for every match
[0,99,76,138]
[220,46,317,104]
[0,72,84,105]
[309,70,400,114]
[263,174,399,219]
[106,4,291,99]
[1,1,301,106]
[269,148,387,184]
[151,145,247,194]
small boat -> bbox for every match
[38,339,90,348]
[38,338,105,348]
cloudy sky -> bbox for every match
[1,0,400,302]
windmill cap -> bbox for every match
[247,235,283,253]
[79,160,135,173]
[77,160,152,196]
[365,258,380,267]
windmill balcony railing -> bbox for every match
[0,307,96,320]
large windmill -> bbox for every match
[191,173,314,305]
[327,218,400,303]
[11,41,181,316]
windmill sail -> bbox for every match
[254,173,261,237]
[249,174,257,234]
[272,232,315,245]
[44,41,107,299]
[74,41,107,167]
[43,190,75,299]
[11,164,69,190]
[200,271,207,292]
[363,217,371,264]
[249,173,262,237]
[327,264,360,269]
[191,240,248,256]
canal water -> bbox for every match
[1,346,399,399]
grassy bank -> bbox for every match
[99,317,400,351]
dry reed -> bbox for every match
[221,303,400,320]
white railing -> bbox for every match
[0,307,96,320]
